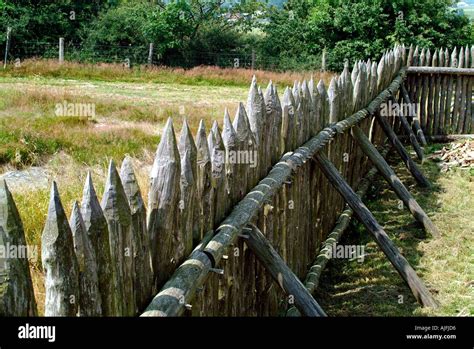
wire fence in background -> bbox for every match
[1,39,325,71]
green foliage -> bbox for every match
[0,0,472,71]
[260,0,473,71]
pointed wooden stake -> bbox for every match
[148,118,181,290]
[195,120,212,241]
[102,160,135,316]
[120,156,154,312]
[0,180,37,316]
[178,119,197,258]
[70,201,102,316]
[42,182,80,316]
[81,172,115,316]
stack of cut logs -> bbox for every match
[430,140,474,171]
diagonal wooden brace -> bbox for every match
[245,223,327,317]
[314,151,438,308]
[401,84,428,146]
[375,111,431,188]
[351,126,440,238]
[389,95,425,161]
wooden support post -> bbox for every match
[148,43,154,67]
[3,27,11,69]
[251,49,256,70]
[375,111,431,188]
[314,152,438,308]
[390,95,424,161]
[59,38,64,63]
[401,85,427,146]
[321,48,327,72]
[352,126,440,238]
[245,224,326,317]
[0,180,37,316]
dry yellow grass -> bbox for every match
[0,60,338,315]
[1,59,334,88]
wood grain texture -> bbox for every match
[0,180,37,316]
[42,182,79,316]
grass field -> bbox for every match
[315,145,474,316]
[1,59,471,316]
[0,60,333,314]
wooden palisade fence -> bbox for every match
[1,44,473,316]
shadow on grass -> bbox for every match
[314,145,446,316]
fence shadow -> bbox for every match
[314,146,445,316]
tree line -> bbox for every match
[1,0,472,71]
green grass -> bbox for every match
[0,76,249,168]
[314,145,473,316]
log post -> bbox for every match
[178,119,198,258]
[375,111,431,188]
[400,85,427,146]
[351,126,440,238]
[390,95,424,161]
[148,118,181,289]
[245,224,326,317]
[141,232,214,317]
[0,180,37,316]
[81,172,115,316]
[314,152,438,308]
[287,145,391,317]
[42,182,80,316]
[70,201,102,316]
[101,160,135,316]
[120,156,155,312]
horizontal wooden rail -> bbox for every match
[141,67,407,317]
[407,67,474,75]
